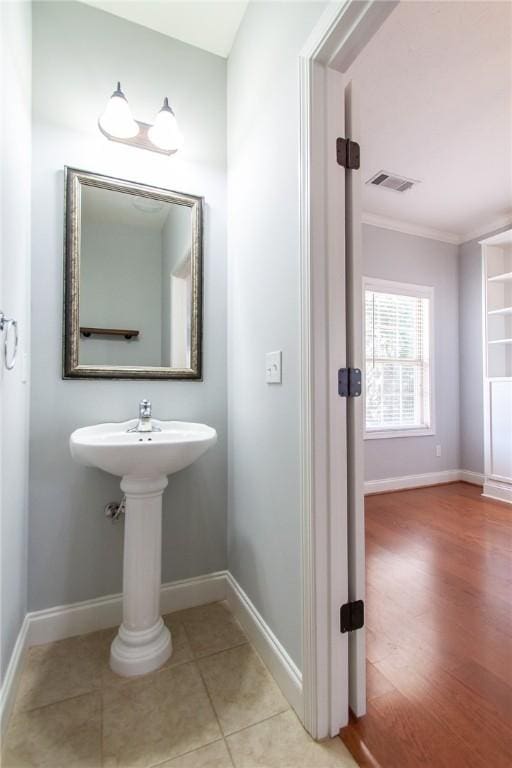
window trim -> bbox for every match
[362,277,436,440]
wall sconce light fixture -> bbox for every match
[98,82,183,156]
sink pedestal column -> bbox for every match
[110,475,172,677]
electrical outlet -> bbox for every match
[436,444,442,458]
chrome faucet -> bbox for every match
[128,399,161,433]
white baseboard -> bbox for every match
[1,570,303,736]
[459,470,485,486]
[28,592,124,647]
[160,571,227,614]
[27,571,227,647]
[225,572,303,719]
[0,616,29,740]
[364,469,486,495]
[364,469,461,495]
[483,479,512,504]
[0,571,227,737]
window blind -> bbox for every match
[365,287,431,432]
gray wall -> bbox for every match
[458,225,511,475]
[0,0,31,680]
[458,236,484,475]
[29,1,227,611]
[80,220,162,366]
[363,224,460,481]
[227,1,325,670]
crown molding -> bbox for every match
[362,212,461,245]
[462,213,512,244]
[362,211,512,247]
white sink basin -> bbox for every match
[70,419,217,478]
[69,415,217,678]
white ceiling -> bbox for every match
[346,1,512,241]
[80,0,249,58]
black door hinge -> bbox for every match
[338,368,362,398]
[336,137,360,170]
[340,600,365,633]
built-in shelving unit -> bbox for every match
[481,228,512,504]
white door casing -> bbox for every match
[344,79,366,718]
[299,50,347,741]
[299,0,398,740]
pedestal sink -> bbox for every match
[70,414,217,677]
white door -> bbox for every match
[344,80,366,717]
[306,65,366,738]
[302,0,397,738]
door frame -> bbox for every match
[299,0,398,740]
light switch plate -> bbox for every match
[265,351,282,384]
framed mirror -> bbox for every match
[63,167,203,379]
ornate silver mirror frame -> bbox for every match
[63,167,203,380]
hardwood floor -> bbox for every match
[340,482,512,768]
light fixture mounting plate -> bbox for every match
[98,119,178,156]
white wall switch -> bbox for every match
[265,351,282,384]
[436,444,442,457]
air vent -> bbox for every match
[366,170,420,193]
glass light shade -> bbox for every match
[99,83,139,139]
[148,98,183,152]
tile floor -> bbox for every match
[2,601,357,768]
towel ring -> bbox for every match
[0,311,18,371]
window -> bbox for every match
[364,278,434,439]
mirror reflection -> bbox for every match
[80,186,192,368]
[64,168,202,379]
